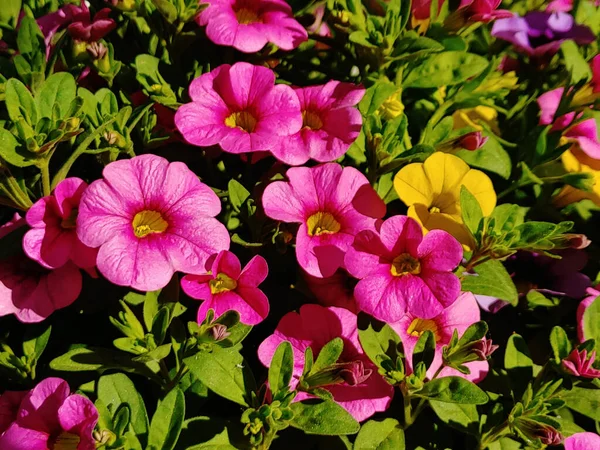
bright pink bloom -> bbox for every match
[577,286,600,342]
[198,0,307,53]
[459,131,488,150]
[271,81,365,165]
[262,163,386,278]
[308,4,331,48]
[562,348,600,378]
[175,63,302,155]
[181,250,269,325]
[345,215,462,321]
[565,432,600,450]
[0,392,27,435]
[456,0,512,22]
[23,178,97,270]
[0,214,82,323]
[77,154,230,292]
[547,0,573,12]
[304,269,358,313]
[0,378,98,450]
[412,0,445,20]
[390,292,489,382]
[257,304,393,422]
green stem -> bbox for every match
[478,421,509,449]
[420,101,454,144]
[40,160,51,197]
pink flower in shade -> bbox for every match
[181,250,269,325]
[456,0,512,22]
[0,391,27,435]
[23,178,97,271]
[412,0,445,20]
[261,163,386,278]
[175,63,302,155]
[257,304,394,422]
[198,0,308,53]
[270,81,365,166]
[307,4,331,49]
[0,378,98,450]
[304,269,358,313]
[0,214,82,323]
[577,286,600,342]
[562,348,600,378]
[390,292,490,382]
[459,131,488,150]
[76,154,230,292]
[565,432,600,450]
[344,215,463,322]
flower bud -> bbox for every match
[87,41,108,60]
[459,131,488,151]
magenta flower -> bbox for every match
[0,392,27,435]
[412,0,445,20]
[270,81,365,165]
[456,0,512,22]
[304,269,358,313]
[0,214,82,323]
[197,0,307,53]
[181,250,269,325]
[459,131,488,150]
[76,154,230,292]
[565,432,600,450]
[257,304,394,422]
[562,348,600,378]
[262,163,386,278]
[23,178,97,271]
[0,378,98,450]
[390,292,489,382]
[577,286,600,342]
[345,215,462,321]
[175,63,302,155]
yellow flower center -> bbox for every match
[407,318,440,341]
[61,207,78,229]
[209,273,238,294]
[390,253,421,276]
[429,206,441,214]
[132,210,168,238]
[50,432,80,450]
[379,95,404,120]
[302,110,323,130]
[224,111,258,133]
[307,212,341,236]
[235,7,261,24]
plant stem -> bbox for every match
[1,172,33,210]
[40,160,51,197]
[478,421,509,449]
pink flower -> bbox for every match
[459,131,488,150]
[270,81,365,165]
[0,214,82,323]
[76,154,230,292]
[175,63,302,155]
[565,432,600,450]
[197,0,307,53]
[345,215,462,321]
[412,0,445,20]
[390,292,489,382]
[262,163,386,278]
[0,392,27,435]
[562,348,600,378]
[23,178,97,270]
[257,304,394,422]
[577,286,600,342]
[304,269,358,313]
[547,0,573,12]
[181,250,269,325]
[0,378,98,450]
[456,0,512,22]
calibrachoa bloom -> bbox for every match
[257,304,393,421]
[197,0,308,53]
[77,154,230,292]
[262,163,386,278]
[393,152,496,248]
[270,81,365,165]
[577,286,600,342]
[23,178,97,270]
[555,150,600,207]
[452,105,500,134]
[564,432,600,450]
[562,348,600,378]
[181,250,269,325]
[0,214,82,323]
[0,392,26,435]
[304,269,358,313]
[345,215,463,321]
[175,63,302,155]
[390,292,489,382]
[455,0,512,23]
[0,378,98,450]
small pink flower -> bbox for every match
[77,154,230,292]
[181,250,269,325]
[0,378,98,450]
[546,0,573,12]
[175,63,302,154]
[198,0,308,53]
[66,1,116,42]
[390,292,489,382]
[456,0,512,22]
[257,304,394,422]
[262,163,386,278]
[562,348,600,378]
[304,269,358,313]
[472,338,499,360]
[0,392,27,435]
[23,178,97,270]
[345,215,462,321]
[565,432,600,450]
[459,131,488,150]
[271,81,365,165]
[577,285,600,342]
[412,0,445,20]
[0,214,82,323]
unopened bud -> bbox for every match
[459,131,488,151]
[86,41,108,60]
[210,324,231,341]
[338,360,372,386]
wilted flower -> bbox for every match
[562,348,600,378]
[577,286,600,342]
[564,432,600,450]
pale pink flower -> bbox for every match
[565,432,600,450]
[77,154,230,292]
[262,163,385,278]
[562,348,600,378]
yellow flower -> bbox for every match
[393,152,497,248]
[378,89,404,120]
[554,150,600,207]
[452,106,500,135]
[475,71,519,93]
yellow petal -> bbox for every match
[409,204,475,249]
[394,162,434,207]
[461,169,497,216]
[556,150,600,207]
[423,153,470,208]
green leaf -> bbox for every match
[16,16,44,57]
[461,260,518,306]
[152,307,171,346]
[460,186,483,239]
[97,373,149,447]
[0,127,34,167]
[147,388,185,450]
[22,324,51,364]
[429,401,480,435]
[178,417,238,450]
[403,52,489,88]
[227,179,250,212]
[143,290,161,331]
[412,331,436,371]
[415,377,488,404]
[312,338,344,373]
[456,134,511,179]
[290,399,360,435]
[268,341,294,396]
[354,418,405,449]
[0,0,21,28]
[357,313,403,371]
[6,78,37,124]
[359,79,397,116]
[36,72,77,119]
[151,0,178,23]
[504,334,533,397]
[583,296,600,343]
[49,347,150,374]
[132,344,172,363]
[561,41,592,84]
[550,326,572,361]
[562,387,600,421]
